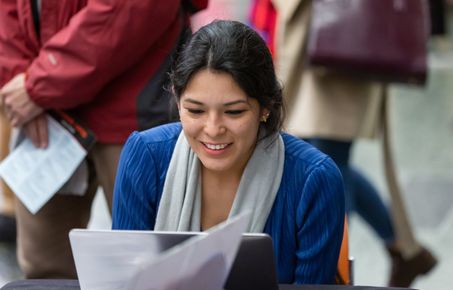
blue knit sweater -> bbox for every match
[112,122,345,284]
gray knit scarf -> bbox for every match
[155,130,284,232]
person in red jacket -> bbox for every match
[0,0,207,278]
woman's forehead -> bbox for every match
[181,70,249,102]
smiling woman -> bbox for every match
[112,20,345,284]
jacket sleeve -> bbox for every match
[112,132,158,230]
[0,0,35,87]
[25,0,181,109]
[295,157,345,284]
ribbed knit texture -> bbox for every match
[112,122,345,284]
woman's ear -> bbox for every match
[260,108,270,122]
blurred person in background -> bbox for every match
[250,0,438,287]
[0,0,207,279]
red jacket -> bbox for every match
[0,0,208,143]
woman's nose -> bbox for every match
[204,115,226,137]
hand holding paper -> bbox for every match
[0,115,87,214]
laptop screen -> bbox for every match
[69,230,279,290]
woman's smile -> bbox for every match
[202,142,231,150]
[200,142,232,156]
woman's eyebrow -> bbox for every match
[183,98,203,105]
[183,98,248,106]
[224,100,248,106]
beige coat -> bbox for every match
[272,0,384,140]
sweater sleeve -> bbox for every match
[25,0,181,109]
[112,132,159,230]
[295,157,345,284]
[0,0,35,87]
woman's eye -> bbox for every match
[186,108,204,114]
[226,110,246,115]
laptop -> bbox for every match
[69,230,279,290]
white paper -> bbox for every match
[129,213,250,290]
[0,115,87,214]
[70,212,250,290]
[58,160,89,196]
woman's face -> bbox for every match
[178,69,267,175]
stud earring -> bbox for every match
[261,113,270,123]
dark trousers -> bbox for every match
[306,138,395,244]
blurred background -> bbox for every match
[2,0,453,289]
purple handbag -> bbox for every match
[306,0,430,85]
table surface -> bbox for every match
[1,280,412,290]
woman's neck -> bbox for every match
[200,167,243,230]
[202,165,244,185]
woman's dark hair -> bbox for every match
[170,20,285,137]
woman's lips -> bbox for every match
[201,142,231,155]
